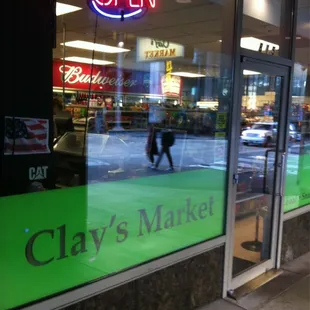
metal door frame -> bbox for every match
[225,58,291,291]
[221,0,298,299]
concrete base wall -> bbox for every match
[65,246,224,310]
[281,211,310,264]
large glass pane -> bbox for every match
[242,0,294,58]
[233,70,283,277]
[1,1,235,308]
[284,1,310,212]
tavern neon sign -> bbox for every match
[88,0,156,20]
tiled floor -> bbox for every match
[234,215,264,264]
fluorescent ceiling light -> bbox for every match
[62,57,114,66]
[56,2,82,16]
[61,40,130,53]
[170,72,206,78]
[243,70,262,75]
[241,37,279,52]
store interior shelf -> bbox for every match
[66,104,102,109]
[66,104,149,112]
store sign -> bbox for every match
[59,64,137,87]
[29,166,48,181]
[215,112,227,130]
[0,169,226,309]
[53,60,182,96]
[88,0,156,20]
[53,60,162,94]
[161,75,181,97]
[161,62,182,97]
[137,37,185,62]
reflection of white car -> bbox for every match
[241,123,276,147]
[241,122,300,147]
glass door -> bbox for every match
[230,59,289,288]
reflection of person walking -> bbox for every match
[155,128,175,171]
[146,124,158,168]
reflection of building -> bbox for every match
[2,1,310,310]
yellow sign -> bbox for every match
[216,112,227,130]
[215,132,226,139]
[145,49,177,60]
[166,61,173,72]
[166,61,173,84]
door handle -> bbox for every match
[263,149,276,194]
[279,152,286,197]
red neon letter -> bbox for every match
[147,0,156,8]
[98,0,118,6]
[128,0,143,8]
[126,0,156,8]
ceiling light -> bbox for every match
[241,37,279,52]
[61,40,130,53]
[170,72,206,78]
[117,33,125,48]
[56,2,82,16]
[62,57,114,65]
[243,70,261,75]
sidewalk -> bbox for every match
[200,252,310,310]
[259,275,309,310]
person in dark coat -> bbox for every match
[154,126,175,171]
[146,124,159,168]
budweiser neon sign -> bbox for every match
[88,0,156,20]
[53,60,180,95]
[59,65,138,87]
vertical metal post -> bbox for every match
[276,0,299,269]
[222,0,244,298]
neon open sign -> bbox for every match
[88,0,156,20]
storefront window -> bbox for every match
[242,0,294,58]
[1,1,234,309]
[284,2,310,212]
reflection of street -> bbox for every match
[238,141,309,176]
[87,134,225,183]
[86,133,308,184]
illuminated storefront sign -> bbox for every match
[161,61,182,97]
[137,37,185,62]
[161,75,182,97]
[88,0,156,20]
[53,60,181,96]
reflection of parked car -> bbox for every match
[241,122,300,147]
[54,132,130,186]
